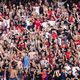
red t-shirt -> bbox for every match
[34,19,42,30]
[47,10,52,17]
[16,26,25,32]
[47,53,54,65]
[75,40,80,45]
[45,41,50,48]
[41,71,47,80]
[69,15,74,23]
[52,32,58,39]
[77,3,80,10]
[65,52,70,59]
[18,42,26,49]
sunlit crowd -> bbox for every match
[0,0,80,80]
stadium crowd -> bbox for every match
[0,0,80,80]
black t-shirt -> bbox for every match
[78,29,80,33]
[57,30,61,36]
[67,73,74,79]
[47,0,52,3]
[0,55,2,61]
[54,76,61,80]
[35,73,42,80]
[0,29,3,36]
[2,63,9,70]
[26,74,31,80]
[0,68,3,76]
[6,69,10,79]
[67,33,72,41]
[48,71,53,80]
[21,22,26,28]
[60,72,66,80]
[39,6,43,14]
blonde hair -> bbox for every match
[54,70,60,77]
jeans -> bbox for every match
[9,78,17,80]
[0,76,3,80]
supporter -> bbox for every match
[0,0,80,80]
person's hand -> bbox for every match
[10,43,15,47]
[67,4,69,7]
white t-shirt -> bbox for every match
[72,66,80,76]
[45,32,50,38]
[58,37,62,45]
[63,25,67,29]
[0,21,3,26]
[28,52,38,60]
[33,6,40,15]
[26,19,31,26]
[0,45,4,53]
[40,60,49,67]
[41,22,48,28]
[48,20,56,26]
[64,65,71,71]
[3,19,7,27]
[57,2,65,7]
[3,19,10,28]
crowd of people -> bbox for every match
[0,0,80,80]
